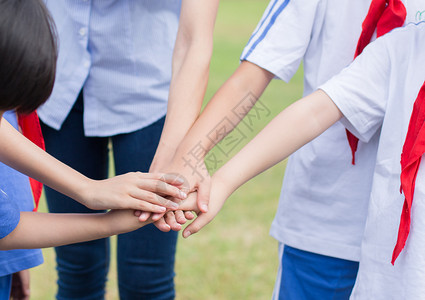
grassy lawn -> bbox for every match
[30,1,304,299]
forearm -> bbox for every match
[0,119,91,203]
[215,90,343,195]
[179,91,340,238]
[0,211,138,250]
[173,61,274,160]
[154,44,212,163]
[152,0,219,169]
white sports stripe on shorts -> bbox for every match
[272,242,285,300]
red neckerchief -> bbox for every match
[392,83,425,264]
[347,0,406,164]
[17,111,45,212]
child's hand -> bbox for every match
[152,192,198,232]
[80,172,187,213]
[152,156,212,214]
[182,176,229,238]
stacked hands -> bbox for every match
[137,155,226,238]
[88,156,227,238]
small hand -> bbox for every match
[150,192,198,232]
[81,172,187,213]
[160,157,211,213]
[182,176,228,238]
[10,270,30,300]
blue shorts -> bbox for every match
[273,244,359,300]
[0,275,11,300]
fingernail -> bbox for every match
[176,177,185,184]
[159,207,166,212]
[201,204,208,212]
[183,231,191,238]
[180,191,187,199]
[171,202,179,209]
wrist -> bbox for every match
[151,141,179,172]
[157,140,178,157]
[212,169,232,200]
[75,177,97,208]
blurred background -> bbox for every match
[31,0,303,299]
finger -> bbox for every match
[152,212,166,222]
[160,173,187,186]
[174,210,187,224]
[184,211,195,220]
[196,178,211,213]
[129,190,180,210]
[138,211,151,222]
[178,192,198,211]
[165,212,182,231]
[153,217,171,232]
[134,171,165,180]
[135,179,187,200]
[182,213,213,238]
[128,198,168,213]
[137,172,186,186]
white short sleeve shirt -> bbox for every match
[321,22,425,299]
[242,0,425,261]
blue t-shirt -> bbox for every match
[0,111,43,276]
[0,189,19,239]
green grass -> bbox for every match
[30,1,304,299]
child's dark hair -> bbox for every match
[0,0,57,114]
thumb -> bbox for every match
[196,177,211,213]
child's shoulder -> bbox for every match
[371,21,425,66]
[385,21,425,47]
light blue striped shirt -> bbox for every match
[40,0,181,136]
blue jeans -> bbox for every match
[274,245,359,300]
[0,275,11,300]
[40,94,178,300]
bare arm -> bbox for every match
[150,0,219,171]
[217,90,342,191]
[165,61,274,210]
[0,210,149,250]
[0,118,186,212]
[183,90,343,237]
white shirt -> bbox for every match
[242,0,425,261]
[40,0,181,137]
[321,22,425,300]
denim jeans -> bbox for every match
[0,275,11,300]
[40,94,178,300]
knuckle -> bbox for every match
[165,200,175,207]
[138,202,147,210]
[147,193,157,202]
[191,224,201,233]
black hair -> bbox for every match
[0,0,57,114]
